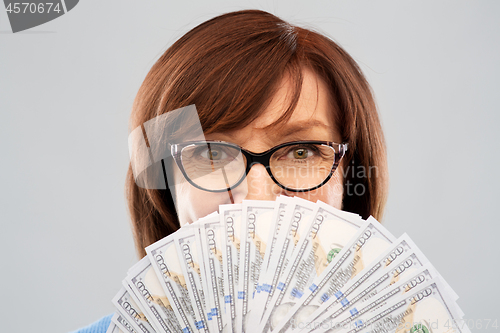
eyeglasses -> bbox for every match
[171,140,348,193]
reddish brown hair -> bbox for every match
[126,10,388,257]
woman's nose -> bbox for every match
[241,163,283,201]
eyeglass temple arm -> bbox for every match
[339,142,348,155]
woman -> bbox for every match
[72,9,387,333]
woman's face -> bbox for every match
[174,68,344,226]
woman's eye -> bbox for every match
[287,147,313,160]
[200,147,227,161]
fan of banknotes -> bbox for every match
[107,196,469,333]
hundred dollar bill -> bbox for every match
[146,234,200,333]
[251,197,319,324]
[237,200,276,332]
[326,279,469,333]
[110,312,133,333]
[316,265,444,332]
[257,196,294,283]
[174,224,212,333]
[294,234,427,332]
[298,234,460,332]
[220,204,242,333]
[272,218,397,333]
[198,214,228,333]
[258,201,367,333]
[125,256,183,333]
[112,286,156,333]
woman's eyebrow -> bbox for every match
[203,120,333,143]
[272,120,333,138]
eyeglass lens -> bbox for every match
[269,143,336,190]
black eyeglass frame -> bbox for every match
[171,140,348,193]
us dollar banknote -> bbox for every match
[322,279,469,333]
[112,286,156,333]
[110,312,134,333]
[220,204,242,333]
[258,196,291,276]
[146,234,200,333]
[299,234,460,332]
[125,256,183,333]
[198,214,228,333]
[272,218,397,333]
[251,197,318,324]
[174,225,212,333]
[259,201,366,333]
[237,200,276,332]
[319,265,446,332]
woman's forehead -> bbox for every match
[205,68,340,145]
[252,67,335,129]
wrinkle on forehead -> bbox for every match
[254,66,334,131]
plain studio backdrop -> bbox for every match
[1,1,499,332]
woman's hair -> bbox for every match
[126,9,388,258]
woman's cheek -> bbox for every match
[294,166,344,209]
[175,182,233,226]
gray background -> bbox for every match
[1,1,498,332]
